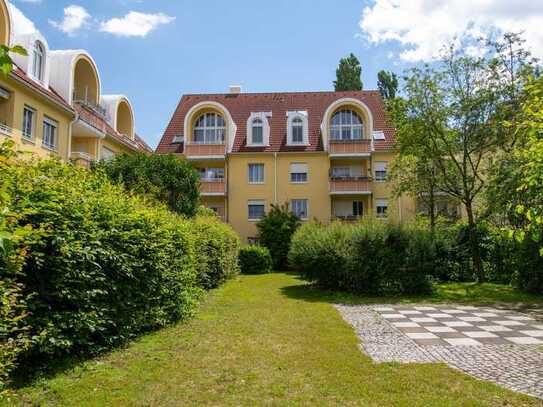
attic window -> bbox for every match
[373,131,385,140]
[32,41,45,82]
[246,112,271,146]
[286,111,309,146]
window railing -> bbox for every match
[0,122,13,136]
[73,92,108,119]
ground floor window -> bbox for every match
[248,200,265,221]
[353,201,363,217]
[101,147,116,161]
[291,199,308,220]
[376,198,388,218]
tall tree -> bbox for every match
[377,70,398,100]
[389,33,535,282]
[334,53,363,91]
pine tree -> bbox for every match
[377,70,398,100]
[333,53,363,91]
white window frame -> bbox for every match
[330,109,364,141]
[331,166,351,178]
[199,167,225,181]
[289,163,308,183]
[22,106,36,141]
[42,116,58,151]
[248,200,266,221]
[286,111,309,146]
[375,198,388,219]
[248,163,265,184]
[101,146,116,162]
[246,112,271,146]
[32,41,45,82]
[374,161,388,182]
[192,112,226,144]
[290,199,309,220]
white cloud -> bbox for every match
[8,3,39,35]
[99,11,175,37]
[49,5,91,35]
[359,0,543,62]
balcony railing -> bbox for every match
[73,93,108,120]
[71,151,95,169]
[200,178,226,195]
[328,138,373,156]
[0,122,13,136]
[185,142,226,158]
[329,176,373,194]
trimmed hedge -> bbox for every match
[288,220,434,295]
[239,246,273,274]
[0,143,239,390]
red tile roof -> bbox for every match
[10,65,73,113]
[156,90,395,154]
[135,133,153,153]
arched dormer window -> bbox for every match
[246,112,271,146]
[32,41,45,82]
[286,111,309,146]
[330,109,363,141]
[193,112,225,144]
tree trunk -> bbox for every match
[429,189,436,233]
[465,202,484,283]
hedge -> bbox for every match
[288,220,434,295]
[0,143,239,390]
[239,246,273,274]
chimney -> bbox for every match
[229,85,242,94]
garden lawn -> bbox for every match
[6,274,541,406]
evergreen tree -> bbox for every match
[377,70,398,100]
[334,53,363,91]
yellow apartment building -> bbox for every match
[0,0,151,164]
[157,87,418,242]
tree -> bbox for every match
[334,53,363,91]
[388,33,535,282]
[257,203,301,270]
[97,153,200,217]
[0,45,27,76]
[377,70,398,100]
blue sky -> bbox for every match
[11,0,543,148]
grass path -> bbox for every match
[7,274,541,406]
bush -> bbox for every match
[239,246,272,274]
[96,153,200,217]
[289,220,434,295]
[0,142,239,387]
[257,203,301,270]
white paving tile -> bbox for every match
[441,309,466,314]
[519,330,543,337]
[398,310,422,315]
[425,326,457,333]
[458,316,486,322]
[493,320,525,326]
[531,324,543,330]
[506,315,535,321]
[406,332,438,340]
[506,337,543,345]
[463,331,498,338]
[374,307,395,312]
[381,314,406,319]
[479,325,512,332]
[427,313,452,318]
[444,338,482,346]
[443,321,473,327]
[392,322,420,328]
[413,306,437,311]
[473,312,498,317]
[456,306,479,310]
[411,317,437,323]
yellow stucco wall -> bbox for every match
[0,76,73,161]
[99,136,137,159]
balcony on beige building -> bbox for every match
[199,178,226,196]
[328,138,373,158]
[185,142,226,160]
[329,176,373,195]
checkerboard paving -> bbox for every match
[376,305,543,347]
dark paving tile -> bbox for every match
[437,332,469,339]
[396,327,428,333]
[413,338,448,346]
[476,337,512,345]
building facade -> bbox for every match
[0,0,151,164]
[157,88,418,242]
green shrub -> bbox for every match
[289,220,433,295]
[239,246,272,274]
[96,153,200,217]
[192,215,240,289]
[257,203,301,270]
[0,143,240,386]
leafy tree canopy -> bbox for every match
[334,53,363,91]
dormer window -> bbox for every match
[32,41,45,82]
[193,112,225,144]
[246,112,271,146]
[330,109,363,141]
[286,111,309,146]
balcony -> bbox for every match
[185,142,226,160]
[200,178,226,196]
[329,176,372,195]
[328,139,373,158]
[0,122,12,137]
[71,151,94,168]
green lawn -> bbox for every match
[5,274,541,406]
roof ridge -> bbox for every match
[183,90,380,97]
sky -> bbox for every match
[9,0,543,149]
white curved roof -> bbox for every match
[100,94,135,136]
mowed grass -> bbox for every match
[6,274,541,406]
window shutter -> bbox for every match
[290,163,308,174]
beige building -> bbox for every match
[157,88,418,242]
